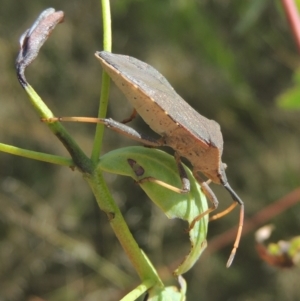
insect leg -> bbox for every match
[190,172,244,267]
[223,182,244,267]
[188,172,219,230]
[43,116,162,147]
[135,153,190,193]
[209,202,237,221]
[121,109,137,124]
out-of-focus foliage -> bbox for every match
[0,1,300,301]
[255,224,300,268]
[277,68,300,109]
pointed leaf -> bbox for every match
[98,146,208,274]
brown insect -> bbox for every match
[47,51,244,267]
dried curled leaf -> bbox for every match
[16,8,64,86]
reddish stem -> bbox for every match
[281,0,300,52]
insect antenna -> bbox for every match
[223,183,244,267]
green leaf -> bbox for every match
[98,146,208,274]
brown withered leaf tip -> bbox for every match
[16,8,64,87]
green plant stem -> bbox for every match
[11,2,165,295]
[23,80,163,288]
[25,84,93,173]
[91,72,110,163]
[91,0,112,163]
[21,45,163,295]
[0,143,73,167]
[102,0,112,51]
[91,0,164,291]
[120,279,156,301]
[86,168,163,285]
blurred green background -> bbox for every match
[1,0,300,300]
